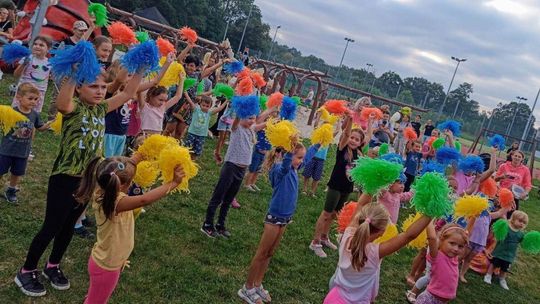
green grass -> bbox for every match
[1,75,540,303]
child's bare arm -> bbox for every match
[379,215,432,258]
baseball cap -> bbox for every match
[73,20,88,31]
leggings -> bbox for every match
[415,262,432,290]
[204,161,246,228]
[323,287,348,304]
[23,174,86,270]
[84,256,121,304]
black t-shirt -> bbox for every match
[0,20,12,33]
[411,121,421,136]
[327,147,359,193]
[424,125,435,136]
[62,37,76,47]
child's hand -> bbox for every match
[172,165,186,184]
[290,134,299,147]
[166,52,175,64]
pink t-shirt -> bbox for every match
[333,227,381,303]
[454,171,475,196]
[378,190,413,224]
[139,99,177,133]
[496,162,532,191]
[427,250,459,300]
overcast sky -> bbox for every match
[255,0,540,121]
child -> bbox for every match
[378,176,413,224]
[404,140,423,192]
[93,36,113,69]
[14,67,144,297]
[393,114,412,155]
[13,35,52,113]
[414,223,469,304]
[324,202,432,303]
[421,129,439,160]
[238,141,305,304]
[184,95,228,159]
[0,83,51,203]
[483,211,529,290]
[139,79,184,135]
[201,107,276,238]
[75,157,184,304]
[213,96,234,164]
[411,115,422,137]
[302,145,329,197]
[310,114,372,258]
[245,129,272,192]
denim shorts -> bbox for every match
[264,213,292,226]
[248,150,266,173]
[0,155,28,176]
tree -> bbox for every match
[398,90,414,105]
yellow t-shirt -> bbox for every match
[91,192,134,271]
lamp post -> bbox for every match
[222,0,231,41]
[361,63,373,87]
[237,4,254,55]
[267,25,281,60]
[438,56,467,116]
[519,88,540,149]
[507,96,527,136]
[335,37,355,81]
[369,69,377,93]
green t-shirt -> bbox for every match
[51,99,108,176]
[492,228,524,263]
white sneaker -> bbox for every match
[251,184,261,191]
[483,274,492,284]
[255,285,271,303]
[500,279,509,290]
[245,185,256,192]
[321,239,338,250]
[309,242,327,258]
[238,285,263,304]
[406,290,417,303]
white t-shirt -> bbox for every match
[306,90,314,100]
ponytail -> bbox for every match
[350,217,372,270]
[75,157,103,204]
[262,147,284,173]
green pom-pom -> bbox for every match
[88,3,108,27]
[135,31,150,43]
[212,83,234,100]
[196,80,205,95]
[350,157,403,194]
[411,173,452,218]
[492,219,509,241]
[183,78,197,91]
[521,231,540,254]
[455,140,461,151]
[362,145,369,155]
[292,96,301,105]
[259,95,268,111]
[378,143,389,156]
[432,138,445,150]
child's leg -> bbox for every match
[245,224,286,288]
[244,172,254,186]
[216,165,246,228]
[251,172,260,186]
[9,174,21,188]
[313,189,342,243]
[204,163,236,227]
[411,263,431,294]
[254,225,287,286]
[321,191,349,240]
[84,256,121,304]
[311,180,320,194]
[460,247,476,282]
[407,248,426,285]
[303,177,310,193]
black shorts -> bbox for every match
[0,155,28,176]
[490,257,511,272]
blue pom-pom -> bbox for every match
[380,153,403,165]
[488,134,506,150]
[50,41,101,85]
[121,40,160,74]
[458,155,485,174]
[421,161,445,175]
[224,60,245,75]
[232,95,260,119]
[437,120,461,137]
[436,147,462,165]
[2,43,31,65]
[280,96,297,121]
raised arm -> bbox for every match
[165,76,186,110]
[13,58,29,78]
[56,80,77,114]
[106,71,144,113]
[177,42,194,63]
[379,215,432,258]
[425,221,438,258]
[201,58,228,79]
[80,17,95,41]
[338,115,353,150]
[137,53,175,92]
[210,100,228,114]
[364,115,374,145]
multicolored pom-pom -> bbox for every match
[50,41,102,85]
[401,213,428,249]
[311,123,334,147]
[454,195,489,218]
[350,158,403,194]
[411,172,452,218]
[232,95,260,119]
[265,119,299,151]
[0,105,28,135]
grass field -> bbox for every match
[0,75,539,303]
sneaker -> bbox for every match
[500,278,509,290]
[238,285,263,304]
[216,226,232,239]
[28,153,35,161]
[255,285,271,303]
[321,238,338,250]
[74,226,94,239]
[42,265,70,290]
[406,290,417,303]
[14,269,46,297]
[4,187,19,204]
[245,185,256,192]
[483,274,492,284]
[81,217,95,227]
[200,224,218,238]
[309,242,327,258]
[231,198,241,209]
[251,184,261,192]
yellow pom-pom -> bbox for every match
[159,57,186,88]
[454,195,489,218]
[133,160,160,188]
[137,134,179,161]
[401,213,428,249]
[133,207,144,219]
[0,105,28,134]
[318,107,339,125]
[374,223,398,244]
[311,123,334,146]
[158,145,199,192]
[265,119,299,151]
[50,112,62,135]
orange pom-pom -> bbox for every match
[267,92,284,108]
[179,26,198,43]
[107,21,137,45]
[156,37,175,56]
[499,188,514,209]
[324,99,348,115]
[337,202,358,233]
[404,127,418,141]
[479,178,497,198]
[237,67,252,81]
[426,136,436,148]
[235,76,254,96]
[251,72,266,88]
[360,107,383,121]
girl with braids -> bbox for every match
[324,203,432,304]
[309,113,373,258]
[76,156,185,304]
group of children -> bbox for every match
[0,18,537,304]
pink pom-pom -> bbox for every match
[324,99,348,115]
[156,37,176,56]
[179,26,198,43]
[107,22,137,46]
[404,127,418,141]
[360,107,384,121]
[267,92,284,108]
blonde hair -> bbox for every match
[262,143,305,173]
[439,223,468,247]
[510,210,528,227]
[16,82,40,97]
[349,203,389,271]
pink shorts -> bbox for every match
[323,287,349,304]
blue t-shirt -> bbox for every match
[255,130,271,151]
[188,105,211,137]
[0,107,43,158]
[405,151,422,175]
[268,153,299,218]
[314,146,329,160]
[105,102,131,136]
